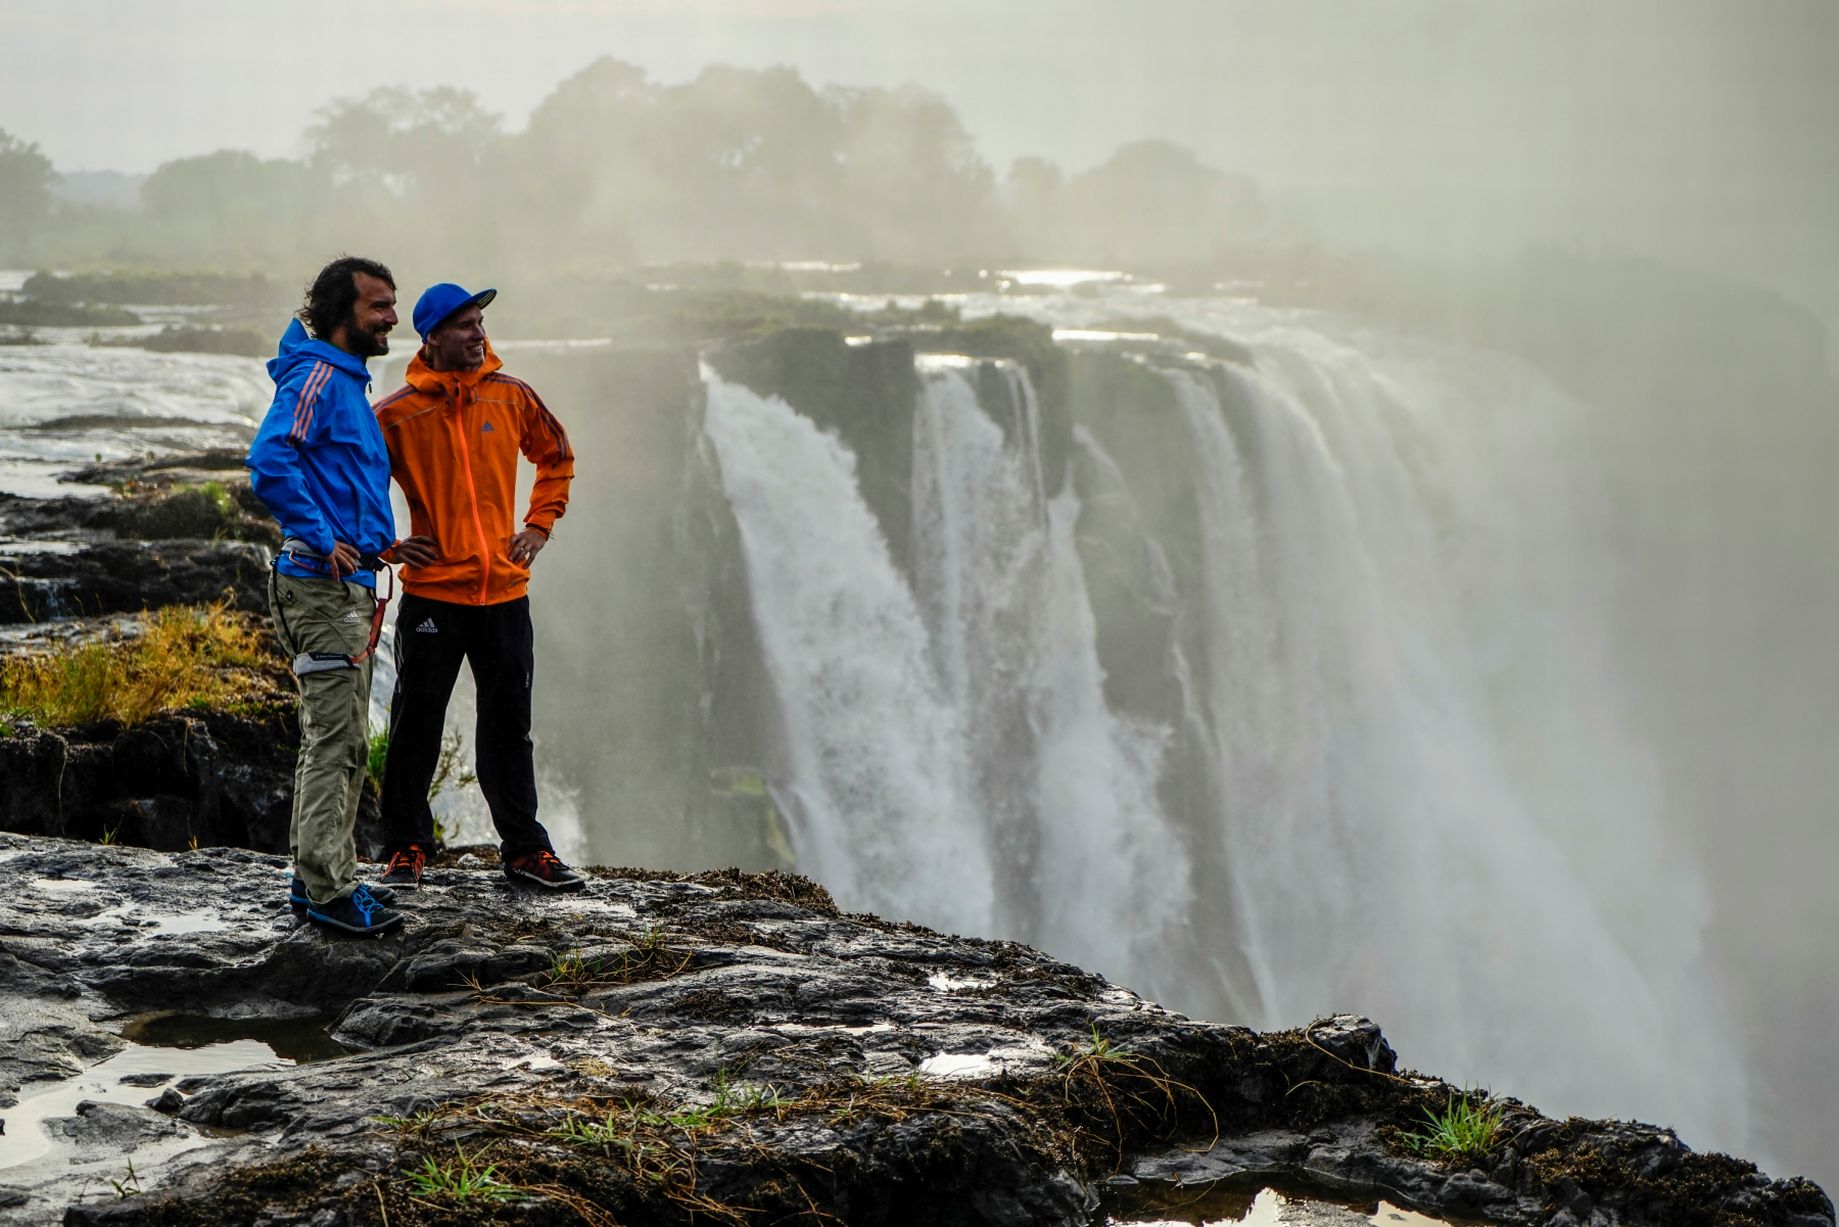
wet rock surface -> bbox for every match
[0,538,271,621]
[0,834,1827,1227]
[0,681,385,859]
[0,456,383,857]
[0,706,388,859]
[0,450,276,622]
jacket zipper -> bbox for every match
[452,385,493,604]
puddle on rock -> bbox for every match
[120,1012,353,1064]
[0,537,84,556]
[774,1020,899,1040]
[926,972,993,992]
[1107,1183,1496,1227]
[0,1039,283,1172]
[91,903,235,936]
[918,1051,1002,1079]
[2,1014,350,1178]
[26,876,94,893]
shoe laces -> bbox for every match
[521,849,563,872]
[350,884,380,919]
[388,848,425,873]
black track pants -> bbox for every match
[380,593,554,859]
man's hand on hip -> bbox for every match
[390,535,440,568]
[510,528,547,566]
[327,541,362,578]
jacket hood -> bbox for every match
[404,338,504,393]
[266,318,375,385]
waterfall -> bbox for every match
[702,373,993,937]
[702,323,1750,1156]
[706,364,1190,993]
[910,362,1188,988]
[1161,340,1746,1150]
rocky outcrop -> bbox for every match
[0,539,271,621]
[0,703,383,857]
[0,452,277,620]
[0,834,1826,1227]
[708,317,1078,582]
[712,328,922,574]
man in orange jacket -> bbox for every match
[372,282,584,892]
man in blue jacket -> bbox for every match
[247,255,435,937]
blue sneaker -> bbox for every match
[290,877,394,918]
[304,884,404,937]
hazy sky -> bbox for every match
[3,0,1834,312]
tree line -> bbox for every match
[0,59,1265,274]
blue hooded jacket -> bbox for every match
[246,319,395,588]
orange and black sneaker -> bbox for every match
[378,846,427,891]
[504,849,586,892]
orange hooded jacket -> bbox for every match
[373,342,574,606]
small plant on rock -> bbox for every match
[366,728,389,789]
[109,1158,142,1198]
[540,947,602,991]
[547,1110,632,1147]
[427,730,476,802]
[1051,1022,1217,1163]
[371,1106,450,1133]
[1054,1022,1130,1068]
[711,1069,786,1116]
[403,1142,522,1204]
[1403,1089,1504,1158]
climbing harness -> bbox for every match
[271,539,397,677]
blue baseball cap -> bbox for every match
[412,282,497,339]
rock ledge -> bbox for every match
[0,834,1828,1227]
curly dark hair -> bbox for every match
[299,255,395,339]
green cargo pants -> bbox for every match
[269,570,375,906]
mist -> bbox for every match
[2,0,1835,1194]
[5,0,1837,323]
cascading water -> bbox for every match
[910,361,1189,990]
[701,311,1752,1162]
[705,364,1191,995]
[1161,351,1744,1145]
[701,372,994,938]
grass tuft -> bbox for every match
[1051,1022,1217,1165]
[1053,1022,1131,1069]
[0,602,274,728]
[1402,1089,1504,1158]
[402,1142,523,1204]
[109,1158,142,1199]
[531,928,691,997]
[366,728,390,788]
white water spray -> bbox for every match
[703,373,993,936]
[707,365,1190,991]
[910,363,1189,988]
[1163,340,1745,1149]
